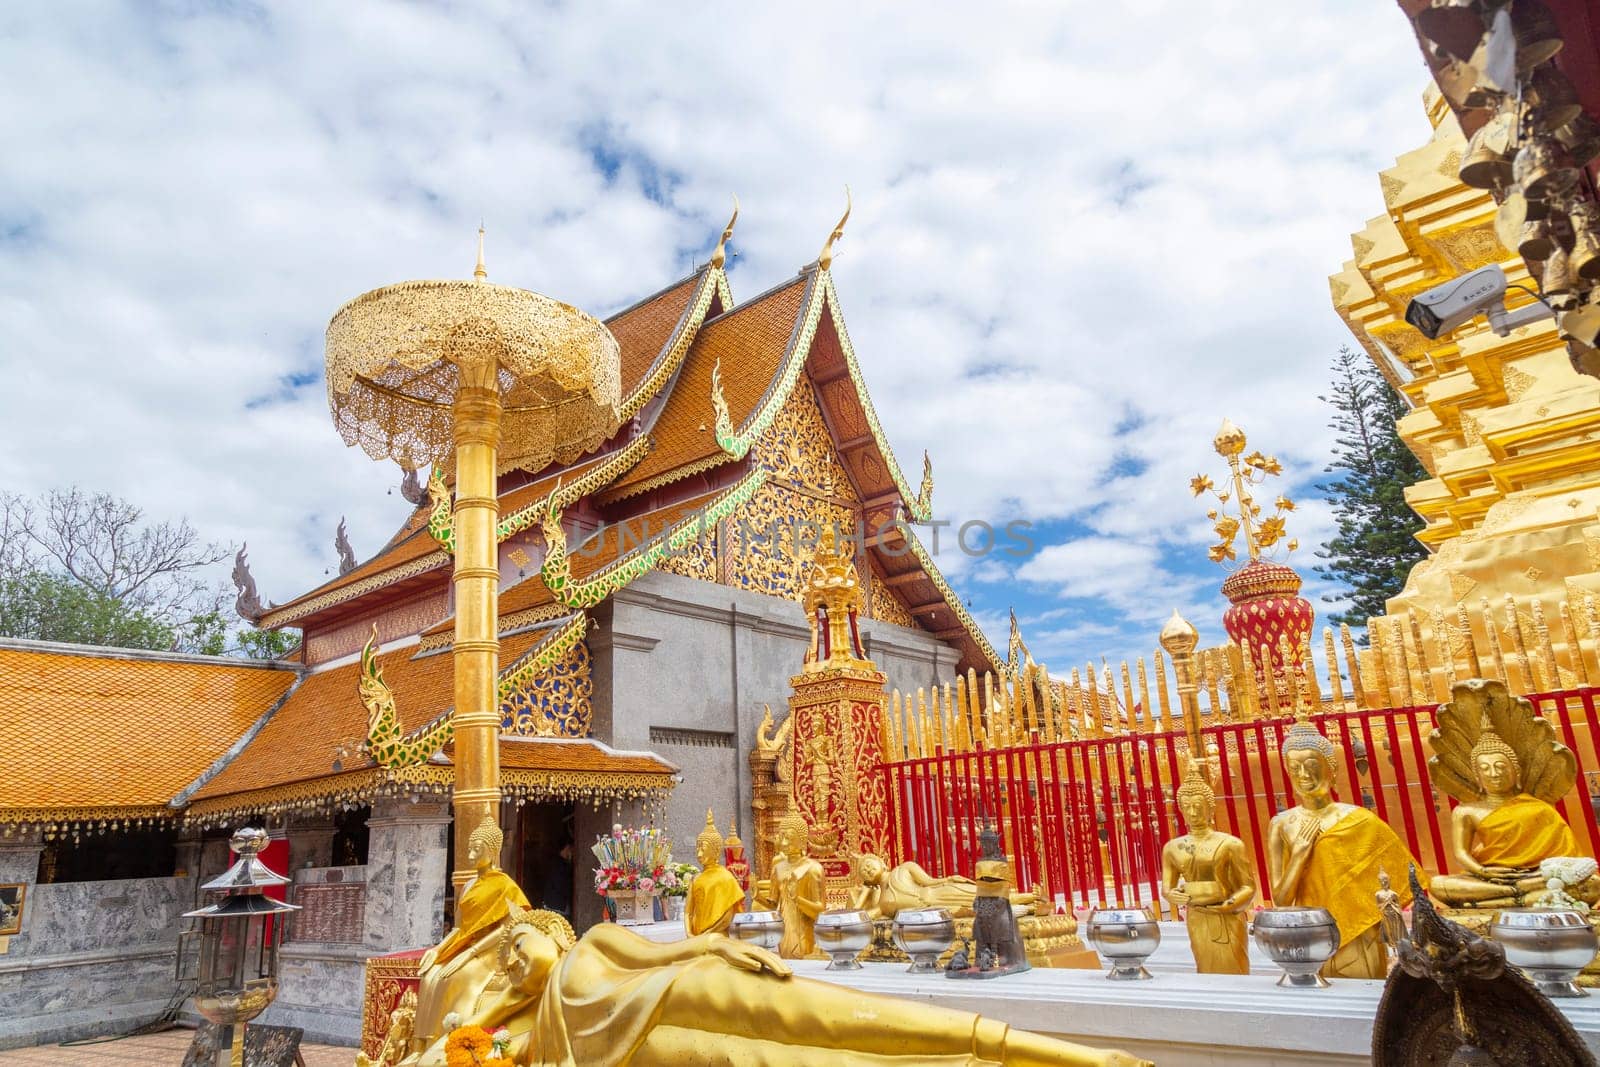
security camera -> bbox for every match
[1405,264,1554,339]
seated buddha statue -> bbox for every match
[1266,708,1420,980]
[408,815,531,1053]
[1160,757,1255,975]
[405,905,1152,1067]
[685,809,745,936]
[1426,679,1600,909]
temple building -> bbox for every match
[0,224,998,1047]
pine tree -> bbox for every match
[1314,346,1429,628]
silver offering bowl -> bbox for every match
[816,909,874,970]
[729,910,784,953]
[1252,907,1341,988]
[1085,908,1160,980]
[1492,908,1598,998]
[893,908,956,973]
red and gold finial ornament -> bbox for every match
[1192,419,1313,707]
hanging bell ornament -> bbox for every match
[1525,63,1581,132]
[1557,114,1600,168]
[1459,108,1518,189]
[1497,187,1534,250]
[1511,0,1563,73]
[1519,218,1556,261]
[1416,0,1489,63]
[1557,287,1600,348]
[1513,135,1579,201]
[1541,244,1579,310]
[1463,6,1518,108]
[1568,203,1600,283]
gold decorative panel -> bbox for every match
[869,572,916,628]
[725,481,856,602]
[758,383,858,502]
[501,636,593,737]
[658,525,718,581]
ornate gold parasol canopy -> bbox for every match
[325,241,620,474]
[322,233,620,887]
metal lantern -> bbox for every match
[179,828,299,1067]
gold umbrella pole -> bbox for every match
[451,358,503,888]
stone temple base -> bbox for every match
[862,913,1093,970]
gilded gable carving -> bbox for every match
[501,636,593,737]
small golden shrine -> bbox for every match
[788,526,892,902]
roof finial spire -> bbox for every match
[817,186,851,270]
[474,223,487,282]
[710,195,739,270]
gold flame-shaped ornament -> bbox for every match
[1191,419,1299,566]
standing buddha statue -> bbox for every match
[1266,707,1419,979]
[685,809,745,936]
[1160,757,1254,974]
[770,812,825,958]
[1426,679,1600,909]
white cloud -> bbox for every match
[0,1,1426,669]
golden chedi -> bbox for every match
[1160,757,1255,974]
[685,809,744,936]
[1266,708,1420,979]
[408,815,531,1054]
[1427,679,1600,909]
[407,905,1151,1066]
[766,812,826,958]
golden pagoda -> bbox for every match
[1331,86,1600,697]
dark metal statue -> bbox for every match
[947,823,1029,980]
[1372,866,1595,1067]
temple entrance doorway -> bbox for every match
[518,801,576,920]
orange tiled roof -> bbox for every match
[426,486,731,635]
[265,525,445,621]
[606,276,810,498]
[189,626,552,801]
[0,641,299,821]
[609,274,703,399]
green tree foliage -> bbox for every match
[1314,347,1429,628]
[0,488,295,658]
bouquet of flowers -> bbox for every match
[656,861,700,899]
[591,824,672,897]
[443,1023,512,1067]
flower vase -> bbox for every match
[610,889,655,926]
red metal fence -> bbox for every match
[880,686,1600,918]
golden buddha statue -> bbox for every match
[850,852,981,919]
[407,905,1151,1066]
[1426,679,1600,909]
[685,809,744,936]
[1159,758,1254,974]
[1266,708,1419,979]
[769,812,825,958]
[356,989,415,1067]
[409,815,531,1052]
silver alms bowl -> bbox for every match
[1086,908,1160,980]
[1252,907,1341,988]
[729,910,784,952]
[1492,908,1598,998]
[816,909,874,970]
[893,908,957,973]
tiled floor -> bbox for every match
[0,1028,352,1066]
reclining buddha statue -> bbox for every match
[1426,679,1600,910]
[398,905,1151,1066]
[850,852,1036,919]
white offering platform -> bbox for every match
[621,919,1600,1065]
[794,961,1600,1067]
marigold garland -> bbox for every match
[444,1025,513,1067]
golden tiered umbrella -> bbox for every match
[324,231,620,883]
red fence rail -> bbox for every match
[879,686,1600,916]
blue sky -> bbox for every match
[0,2,1434,673]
